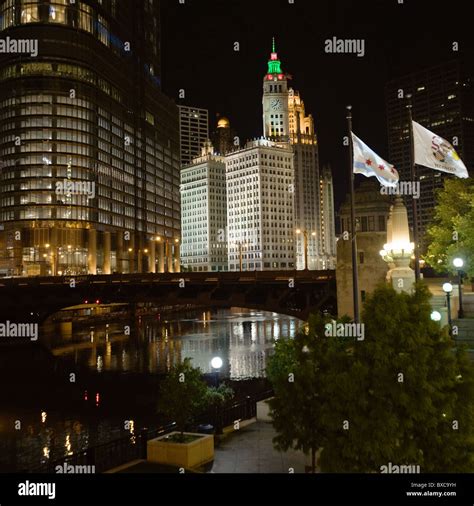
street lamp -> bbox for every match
[453,257,464,318]
[430,310,442,322]
[211,356,223,387]
[443,282,453,332]
[296,229,316,270]
[210,356,223,434]
[236,241,246,272]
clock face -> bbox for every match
[271,98,282,111]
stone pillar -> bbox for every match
[166,241,173,273]
[137,238,143,273]
[129,234,135,273]
[50,227,58,276]
[149,239,156,273]
[88,228,97,275]
[157,240,165,273]
[103,231,111,274]
[173,241,181,273]
[116,232,123,274]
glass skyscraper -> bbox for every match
[0,0,181,276]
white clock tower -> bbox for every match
[262,38,289,139]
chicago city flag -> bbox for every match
[412,121,469,178]
[352,133,399,188]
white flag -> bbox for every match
[413,121,468,178]
[352,133,399,188]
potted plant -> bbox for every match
[147,358,214,469]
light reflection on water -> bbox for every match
[45,307,303,380]
[0,308,302,471]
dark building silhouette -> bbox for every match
[211,115,236,155]
[385,59,474,245]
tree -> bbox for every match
[266,314,354,473]
[205,384,234,434]
[158,358,209,442]
[267,284,474,472]
[324,284,474,472]
[425,177,474,277]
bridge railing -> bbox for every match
[0,270,336,288]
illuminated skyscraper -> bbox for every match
[288,88,321,269]
[226,139,295,271]
[0,0,180,276]
[180,141,228,272]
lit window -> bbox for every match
[21,1,39,24]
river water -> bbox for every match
[0,307,302,472]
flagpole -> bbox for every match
[346,105,360,323]
[406,94,420,281]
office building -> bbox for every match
[319,164,336,269]
[180,141,227,272]
[226,138,295,271]
[385,59,474,245]
[178,105,209,166]
[0,0,181,276]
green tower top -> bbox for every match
[267,37,283,75]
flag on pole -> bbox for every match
[412,121,469,178]
[351,133,399,188]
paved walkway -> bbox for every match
[210,421,308,473]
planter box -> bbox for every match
[147,432,214,469]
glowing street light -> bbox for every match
[211,356,222,388]
[296,229,316,270]
[211,356,223,370]
[443,282,453,331]
[430,310,442,322]
[453,258,464,318]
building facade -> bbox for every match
[226,139,295,271]
[180,141,227,272]
[211,116,236,155]
[319,164,336,269]
[178,105,209,167]
[385,59,474,246]
[337,180,392,318]
[262,39,290,140]
[262,40,335,270]
[0,0,181,276]
[288,88,321,270]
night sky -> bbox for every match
[161,0,472,210]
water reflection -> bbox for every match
[43,307,302,379]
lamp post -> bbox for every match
[155,236,164,273]
[237,242,246,272]
[443,282,453,333]
[296,229,316,270]
[211,356,223,434]
[173,238,180,273]
[210,356,223,388]
[453,258,464,318]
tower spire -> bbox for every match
[267,38,283,75]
